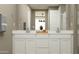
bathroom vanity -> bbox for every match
[12,30,73,54]
[12,5,75,54]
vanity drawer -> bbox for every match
[36,39,48,48]
[36,43,48,48]
[49,35,72,39]
[13,35,35,39]
[36,39,49,54]
[36,35,49,38]
[36,48,48,54]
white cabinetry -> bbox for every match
[36,39,48,54]
[26,39,36,54]
[13,39,26,54]
[49,39,60,54]
[12,32,73,54]
[61,39,73,53]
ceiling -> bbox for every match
[28,4,59,9]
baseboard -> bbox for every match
[0,51,10,54]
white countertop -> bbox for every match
[12,30,73,35]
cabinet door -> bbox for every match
[49,39,60,54]
[36,39,49,54]
[13,39,26,54]
[26,39,36,54]
[61,39,72,54]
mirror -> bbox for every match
[14,4,74,31]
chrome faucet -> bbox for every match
[26,27,30,33]
[56,27,60,33]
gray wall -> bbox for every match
[16,4,28,30]
[0,4,31,53]
[0,4,17,53]
[16,4,31,30]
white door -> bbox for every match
[13,39,26,54]
[49,9,60,31]
[61,39,72,54]
[36,39,49,54]
[26,39,36,54]
[49,39,60,54]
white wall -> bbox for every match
[26,5,31,30]
[62,12,66,30]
